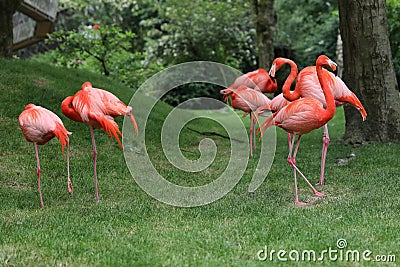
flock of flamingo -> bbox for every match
[18,55,366,208]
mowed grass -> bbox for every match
[0,58,399,266]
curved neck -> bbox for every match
[281,60,300,101]
[61,96,83,122]
[316,65,336,122]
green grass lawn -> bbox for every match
[0,59,399,266]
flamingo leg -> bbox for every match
[287,135,325,205]
[67,144,73,194]
[34,143,44,209]
[287,135,306,205]
[90,126,99,202]
[317,124,330,185]
[253,114,257,151]
[249,114,253,157]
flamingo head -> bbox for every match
[268,57,296,81]
[220,87,235,103]
[81,81,93,90]
[24,103,36,110]
[316,55,337,73]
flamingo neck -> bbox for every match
[282,60,300,101]
[61,96,83,122]
[316,65,336,122]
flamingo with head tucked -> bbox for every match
[18,104,72,208]
[61,82,138,202]
[257,55,337,205]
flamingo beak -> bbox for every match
[269,63,277,83]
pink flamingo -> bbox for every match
[61,82,138,202]
[268,57,367,185]
[257,55,337,205]
[220,68,277,103]
[225,85,271,157]
[18,104,72,208]
[219,68,277,157]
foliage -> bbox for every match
[143,0,256,69]
[57,0,157,53]
[36,24,162,89]
[386,0,400,84]
[141,0,257,105]
[1,59,400,266]
[274,0,339,69]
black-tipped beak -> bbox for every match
[269,74,277,83]
[333,68,338,76]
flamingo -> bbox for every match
[219,68,276,157]
[223,85,271,157]
[61,81,138,202]
[18,104,72,208]
[257,55,337,205]
[268,57,367,185]
[220,68,277,103]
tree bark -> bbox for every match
[338,0,400,144]
[0,0,23,58]
[251,0,276,69]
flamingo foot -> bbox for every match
[313,191,326,197]
[295,201,308,206]
[315,181,324,186]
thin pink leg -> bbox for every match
[293,167,307,205]
[67,144,73,194]
[288,136,325,205]
[249,115,253,157]
[290,136,325,197]
[287,134,306,205]
[317,124,330,185]
[90,126,99,202]
[34,143,44,209]
[252,113,256,151]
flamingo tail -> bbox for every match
[337,93,367,121]
[53,122,71,153]
[95,115,123,149]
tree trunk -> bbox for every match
[251,0,276,69]
[338,0,400,144]
[0,0,23,58]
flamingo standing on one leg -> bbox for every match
[61,81,138,202]
[257,55,337,205]
[223,85,271,157]
[18,104,72,208]
[268,57,367,185]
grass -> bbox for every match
[0,58,399,266]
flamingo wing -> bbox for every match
[271,98,326,136]
[297,67,367,120]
